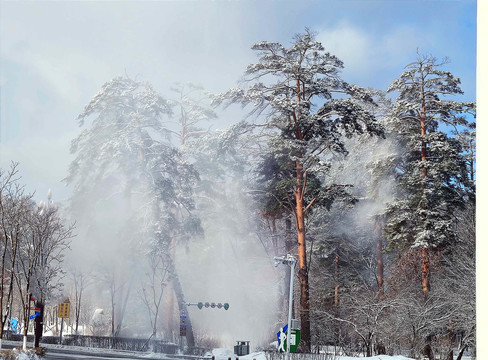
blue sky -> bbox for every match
[0,0,478,201]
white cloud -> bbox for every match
[317,22,372,74]
[316,21,432,85]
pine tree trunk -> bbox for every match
[420,106,430,298]
[168,257,195,348]
[375,217,384,298]
[165,238,177,340]
[295,182,310,352]
[421,247,430,298]
[291,73,311,352]
[165,283,175,340]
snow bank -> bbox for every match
[336,356,413,360]
[207,348,266,360]
[9,348,40,360]
[209,348,236,359]
[240,352,267,360]
[207,348,413,360]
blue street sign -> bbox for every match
[29,312,40,320]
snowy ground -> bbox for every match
[3,343,472,360]
[1,343,415,360]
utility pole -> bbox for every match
[274,255,297,360]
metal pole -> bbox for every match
[285,259,295,360]
[59,317,64,345]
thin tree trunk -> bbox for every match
[334,254,339,306]
[110,283,116,337]
[22,293,30,350]
[74,275,83,335]
[366,335,373,357]
[423,334,434,360]
[271,218,277,250]
[0,233,19,347]
[455,344,468,360]
[0,235,8,346]
[447,329,455,360]
[114,280,132,337]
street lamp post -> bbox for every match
[274,255,297,360]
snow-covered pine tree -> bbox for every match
[126,82,214,343]
[67,77,201,343]
[384,54,475,298]
[213,29,383,351]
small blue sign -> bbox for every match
[29,312,40,320]
[10,318,18,333]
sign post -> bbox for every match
[58,299,70,344]
[34,301,44,348]
[179,307,187,353]
[274,255,297,360]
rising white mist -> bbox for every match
[176,178,281,350]
[64,156,281,350]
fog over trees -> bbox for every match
[0,30,475,360]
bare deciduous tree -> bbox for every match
[0,163,32,349]
[13,193,73,349]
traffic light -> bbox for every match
[191,301,229,310]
